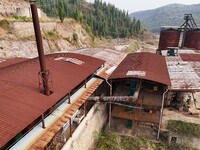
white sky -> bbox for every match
[86,0,200,13]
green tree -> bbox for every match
[58,0,65,22]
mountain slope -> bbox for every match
[129,3,200,32]
[38,0,142,38]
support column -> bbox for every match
[85,79,87,88]
[68,92,71,104]
[42,114,45,129]
[70,118,72,137]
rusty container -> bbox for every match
[184,29,200,50]
[158,29,180,50]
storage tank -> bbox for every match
[184,29,200,50]
[158,29,181,50]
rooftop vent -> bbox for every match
[55,57,85,65]
[126,71,146,77]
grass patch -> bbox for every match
[145,40,156,45]
[125,41,140,53]
[19,35,35,41]
[63,36,71,42]
[63,33,79,45]
[11,16,32,22]
[44,30,58,40]
[167,120,200,138]
[95,131,196,150]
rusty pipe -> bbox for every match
[157,89,168,140]
[88,96,138,102]
[30,1,50,96]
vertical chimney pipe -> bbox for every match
[30,1,50,96]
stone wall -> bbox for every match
[16,7,43,18]
[0,40,51,58]
[10,22,57,38]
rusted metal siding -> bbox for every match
[158,29,181,50]
[0,53,105,148]
[112,106,160,124]
[184,29,200,50]
[109,52,171,86]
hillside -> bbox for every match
[0,18,93,58]
[0,0,155,59]
[129,3,200,33]
[38,0,143,38]
[0,0,29,17]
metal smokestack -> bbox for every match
[30,0,50,96]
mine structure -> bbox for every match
[158,14,200,53]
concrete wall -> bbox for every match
[61,103,108,150]
[169,132,200,150]
[16,7,42,18]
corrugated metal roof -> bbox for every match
[166,55,200,91]
[109,52,171,86]
[0,58,29,68]
[30,67,110,149]
[0,53,105,148]
[72,48,127,67]
[180,53,200,62]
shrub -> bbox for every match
[0,19,10,31]
[44,30,58,40]
[73,33,78,42]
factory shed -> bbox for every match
[108,52,171,139]
[0,53,105,148]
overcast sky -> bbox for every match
[86,0,200,13]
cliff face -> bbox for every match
[0,18,92,58]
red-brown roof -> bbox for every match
[0,58,29,68]
[0,53,105,148]
[179,53,200,61]
[166,54,200,91]
[109,52,171,86]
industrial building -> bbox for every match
[0,53,107,149]
[108,52,170,138]
[1,5,200,149]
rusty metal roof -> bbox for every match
[166,55,200,91]
[72,48,127,67]
[180,53,200,62]
[0,53,104,148]
[109,52,171,86]
[0,58,29,68]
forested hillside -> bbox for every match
[37,0,143,38]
